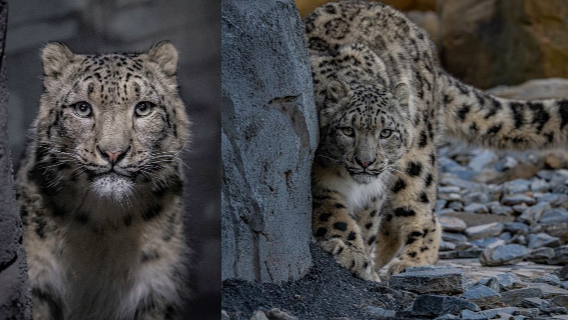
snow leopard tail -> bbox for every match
[441,71,568,151]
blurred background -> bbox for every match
[6,0,220,319]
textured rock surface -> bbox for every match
[0,1,31,318]
[221,0,318,282]
[389,267,466,294]
[439,0,568,89]
[410,295,480,316]
[479,244,528,266]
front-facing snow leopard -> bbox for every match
[15,41,190,319]
[306,1,568,281]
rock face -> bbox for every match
[0,1,31,318]
[389,266,466,294]
[221,0,318,282]
[439,0,568,89]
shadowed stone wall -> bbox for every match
[0,1,32,318]
[222,0,318,283]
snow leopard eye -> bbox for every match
[339,127,355,137]
[380,129,393,139]
[73,101,92,118]
[134,101,155,117]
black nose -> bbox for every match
[355,157,376,169]
[97,146,130,166]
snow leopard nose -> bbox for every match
[355,157,376,169]
[97,146,130,166]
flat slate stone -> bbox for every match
[390,267,466,294]
[480,307,518,319]
[501,287,543,306]
[527,247,555,264]
[528,233,561,249]
[479,244,528,266]
[549,246,568,265]
[465,223,503,241]
[496,273,526,291]
[411,295,480,316]
[440,216,468,232]
[461,285,502,307]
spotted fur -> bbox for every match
[306,1,568,281]
[15,42,190,319]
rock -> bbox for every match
[491,205,514,216]
[443,212,514,228]
[480,307,518,319]
[552,295,568,308]
[468,150,498,172]
[545,151,568,169]
[251,311,269,320]
[443,232,469,244]
[498,232,512,241]
[528,233,561,249]
[361,306,396,319]
[440,186,463,194]
[440,240,457,251]
[521,297,550,310]
[448,201,465,211]
[476,276,501,293]
[516,308,540,317]
[480,244,527,266]
[458,309,487,319]
[501,287,543,306]
[465,223,503,241]
[390,267,466,294]
[540,208,568,224]
[222,310,230,320]
[440,216,468,232]
[490,79,568,101]
[527,247,555,264]
[411,295,480,316]
[464,203,489,214]
[559,265,568,280]
[528,283,568,299]
[503,179,532,195]
[440,0,568,89]
[504,222,530,235]
[502,194,536,206]
[531,274,562,286]
[496,273,526,291]
[434,315,457,320]
[461,285,502,307]
[463,192,490,205]
[265,309,299,320]
[436,200,448,213]
[531,179,550,193]
[471,237,505,249]
[549,246,568,265]
[519,202,551,225]
[537,193,568,207]
[222,0,317,282]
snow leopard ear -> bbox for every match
[325,79,349,105]
[148,41,178,77]
[42,42,74,78]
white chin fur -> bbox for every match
[91,173,134,201]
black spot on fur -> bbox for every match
[369,210,377,217]
[559,100,568,129]
[365,222,373,229]
[486,124,502,136]
[408,251,417,258]
[75,212,90,224]
[315,227,327,237]
[425,173,433,187]
[456,104,470,121]
[406,162,422,177]
[347,231,356,241]
[384,214,393,222]
[333,222,348,231]
[510,102,525,128]
[124,214,132,227]
[528,102,550,133]
[419,192,429,203]
[334,203,346,209]
[392,178,406,193]
[319,213,332,222]
[368,235,376,245]
[394,207,416,217]
[418,131,428,148]
[420,246,429,252]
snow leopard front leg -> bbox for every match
[374,148,441,278]
[312,188,380,282]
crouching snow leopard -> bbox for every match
[15,41,190,319]
[306,1,568,281]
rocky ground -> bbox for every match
[222,79,568,320]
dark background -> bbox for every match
[6,0,220,319]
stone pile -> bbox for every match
[436,140,568,268]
